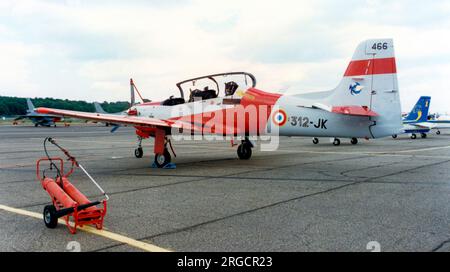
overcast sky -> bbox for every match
[0,0,449,113]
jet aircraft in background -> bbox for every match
[14,98,63,127]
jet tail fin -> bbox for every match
[404,96,431,122]
[94,102,107,114]
[26,98,35,112]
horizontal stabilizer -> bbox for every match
[331,106,378,117]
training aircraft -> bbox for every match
[14,98,63,127]
[36,39,402,168]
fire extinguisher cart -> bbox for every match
[37,137,109,234]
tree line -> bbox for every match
[0,96,130,116]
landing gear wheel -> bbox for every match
[421,133,427,138]
[437,130,441,135]
[392,134,398,139]
[351,138,358,145]
[134,147,143,158]
[237,143,252,160]
[312,138,319,144]
[333,138,341,146]
[411,134,417,139]
[43,205,58,229]
[35,123,38,127]
[154,149,171,168]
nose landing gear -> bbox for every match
[134,136,143,158]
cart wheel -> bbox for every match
[43,205,58,229]
[134,147,143,158]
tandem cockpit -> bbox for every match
[161,72,257,106]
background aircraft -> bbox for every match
[427,114,450,135]
[14,98,62,127]
[36,39,403,168]
[392,96,430,139]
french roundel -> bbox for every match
[272,109,287,126]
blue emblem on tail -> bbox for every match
[349,82,363,96]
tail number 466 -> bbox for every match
[372,42,388,50]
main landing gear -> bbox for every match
[134,134,174,168]
[312,137,357,145]
[420,133,427,139]
[436,130,441,135]
[237,138,253,160]
[333,138,341,146]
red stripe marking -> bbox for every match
[344,57,396,77]
[332,106,378,117]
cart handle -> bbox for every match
[78,163,110,201]
[36,157,64,181]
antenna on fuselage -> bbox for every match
[130,78,136,107]
[130,78,151,106]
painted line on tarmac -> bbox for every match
[0,204,172,252]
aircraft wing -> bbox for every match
[35,107,202,131]
[408,122,435,129]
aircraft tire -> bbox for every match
[411,134,417,139]
[421,133,427,138]
[237,143,252,160]
[351,138,358,145]
[154,149,171,168]
[312,138,319,144]
[392,134,397,139]
[35,123,39,127]
[437,130,441,135]
[134,147,143,158]
[333,138,341,146]
[43,205,58,229]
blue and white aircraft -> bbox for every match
[392,96,431,139]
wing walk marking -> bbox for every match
[0,204,172,252]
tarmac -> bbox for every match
[0,124,449,252]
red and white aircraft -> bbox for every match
[37,39,402,168]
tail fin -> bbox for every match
[328,39,402,137]
[94,102,107,114]
[26,98,35,112]
[404,96,431,122]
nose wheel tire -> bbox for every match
[421,133,427,139]
[436,130,441,135]
[392,134,398,139]
[351,138,358,145]
[154,149,171,168]
[410,134,417,139]
[312,138,319,144]
[43,205,58,229]
[134,147,143,158]
[237,143,252,160]
[333,138,341,146]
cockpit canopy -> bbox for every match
[161,72,256,106]
[178,72,256,101]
